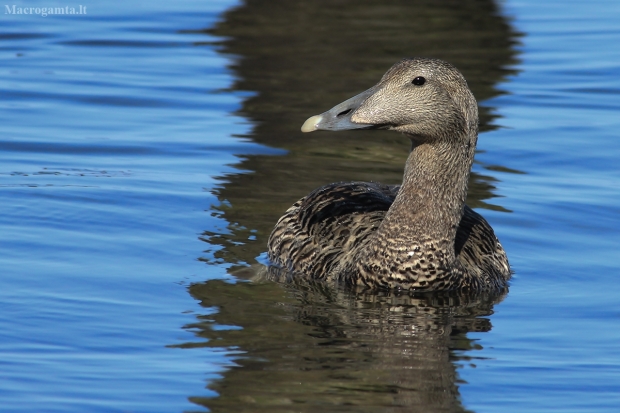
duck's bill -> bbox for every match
[301,87,378,133]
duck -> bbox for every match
[268,58,511,292]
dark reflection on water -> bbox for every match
[189,0,522,267]
[181,0,522,410]
[180,277,505,412]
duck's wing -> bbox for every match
[268,181,396,278]
[456,206,511,289]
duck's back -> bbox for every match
[268,182,510,289]
[268,182,394,279]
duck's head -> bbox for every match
[301,58,478,144]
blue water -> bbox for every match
[0,1,252,411]
[460,2,620,411]
[1,0,620,412]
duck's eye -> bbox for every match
[412,76,426,86]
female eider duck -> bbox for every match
[268,58,510,292]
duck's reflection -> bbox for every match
[181,273,505,412]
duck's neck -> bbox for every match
[397,136,474,246]
[356,131,476,283]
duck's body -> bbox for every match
[268,58,511,292]
[269,182,509,291]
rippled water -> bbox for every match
[1,0,619,412]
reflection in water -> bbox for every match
[190,0,522,266]
[180,277,505,412]
[179,0,522,411]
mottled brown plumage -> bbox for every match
[268,58,510,292]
